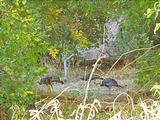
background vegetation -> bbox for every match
[0,0,159,119]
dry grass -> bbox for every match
[29,87,101,120]
[29,84,160,120]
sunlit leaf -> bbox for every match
[144,8,154,18]
[22,0,27,5]
[154,23,160,34]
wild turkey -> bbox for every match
[38,75,64,93]
[100,78,122,95]
[81,73,104,81]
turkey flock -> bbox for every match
[38,73,126,95]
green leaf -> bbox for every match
[155,11,159,19]
[145,8,154,18]
[154,23,160,34]
[22,0,27,5]
[16,0,19,6]
[154,1,159,8]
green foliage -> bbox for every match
[144,1,160,34]
[135,49,160,89]
[9,104,28,120]
[0,76,38,119]
[114,0,158,54]
[39,0,117,59]
[0,0,46,119]
[0,77,36,107]
[134,1,160,90]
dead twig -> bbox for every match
[80,55,106,120]
[107,44,160,75]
